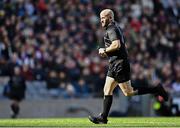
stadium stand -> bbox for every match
[0,0,179,101]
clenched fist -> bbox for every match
[99,48,107,57]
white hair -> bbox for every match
[100,9,114,21]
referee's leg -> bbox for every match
[88,76,117,124]
[118,80,137,96]
[102,76,117,118]
[104,76,117,95]
[118,80,168,101]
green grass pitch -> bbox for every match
[0,117,180,128]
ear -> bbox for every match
[109,16,113,22]
[110,16,113,21]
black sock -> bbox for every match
[135,85,157,95]
[102,95,113,119]
[11,104,19,115]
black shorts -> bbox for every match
[8,91,25,101]
[107,59,130,83]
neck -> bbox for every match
[105,21,115,29]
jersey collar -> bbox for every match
[105,21,116,30]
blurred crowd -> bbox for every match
[0,0,179,98]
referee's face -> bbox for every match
[100,14,110,28]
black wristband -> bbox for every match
[104,48,107,53]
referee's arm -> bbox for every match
[105,27,121,53]
[105,40,121,53]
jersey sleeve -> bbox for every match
[107,27,119,42]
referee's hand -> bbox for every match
[99,48,107,57]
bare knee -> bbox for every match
[104,87,113,95]
[123,91,135,97]
[119,80,136,97]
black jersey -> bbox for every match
[3,75,26,101]
[104,22,128,62]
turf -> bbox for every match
[0,117,180,128]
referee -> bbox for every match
[88,9,168,124]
